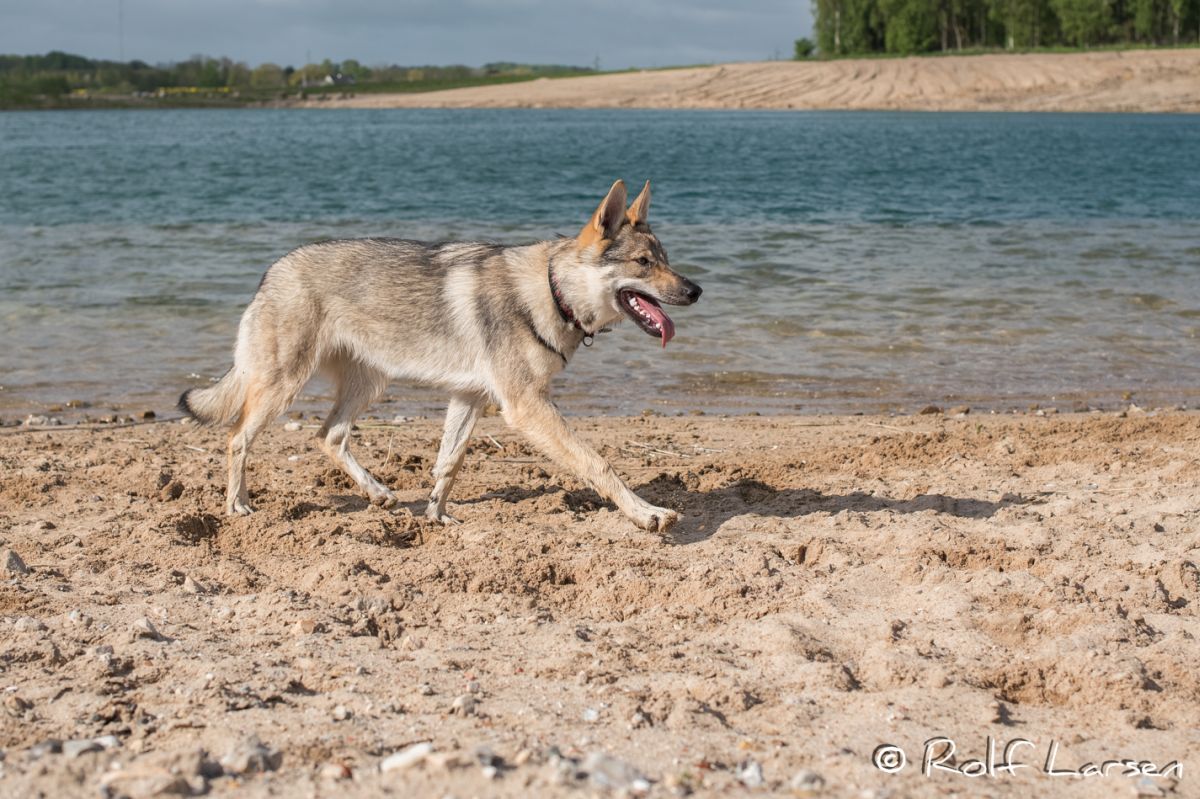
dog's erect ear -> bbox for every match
[627,180,651,226]
[579,179,627,247]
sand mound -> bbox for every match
[296,50,1200,113]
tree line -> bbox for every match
[0,52,592,107]
[808,0,1200,55]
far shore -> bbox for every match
[280,49,1200,113]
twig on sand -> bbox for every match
[384,431,396,467]
[184,445,207,453]
[625,440,688,458]
[486,435,504,451]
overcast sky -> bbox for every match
[2,0,813,70]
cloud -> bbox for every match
[0,0,813,69]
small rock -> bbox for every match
[319,761,352,780]
[29,739,62,759]
[737,759,764,788]
[582,707,600,723]
[513,748,533,766]
[14,616,46,633]
[94,735,121,750]
[132,617,163,641]
[22,414,51,427]
[790,768,825,793]
[141,410,156,420]
[158,480,185,501]
[293,618,320,636]
[380,741,432,773]
[450,694,476,716]
[3,695,31,718]
[918,405,942,415]
[63,739,104,758]
[332,704,352,722]
[417,683,434,696]
[474,746,502,768]
[948,405,971,416]
[67,609,94,628]
[583,752,648,792]
[182,576,205,594]
[466,680,481,694]
[2,549,30,576]
[220,736,282,775]
[283,421,303,432]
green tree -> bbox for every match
[250,63,284,87]
[1051,0,1113,44]
[794,37,816,57]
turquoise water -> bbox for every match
[1,109,1198,417]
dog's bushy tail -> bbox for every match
[178,369,244,427]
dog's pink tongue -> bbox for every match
[640,296,675,347]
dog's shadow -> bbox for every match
[466,477,1032,545]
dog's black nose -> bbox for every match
[683,279,702,304]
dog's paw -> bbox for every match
[631,505,679,533]
[226,500,255,516]
[424,504,461,525]
[370,491,399,509]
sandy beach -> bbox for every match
[1,409,1196,796]
[289,49,1200,113]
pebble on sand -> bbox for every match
[14,616,46,633]
[582,752,650,793]
[450,694,477,716]
[790,769,826,793]
[2,549,30,576]
[737,759,764,788]
[379,741,433,773]
[132,617,164,641]
[220,736,282,775]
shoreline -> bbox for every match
[279,49,1200,113]
[2,411,1196,796]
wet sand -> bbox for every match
[291,49,1200,113]
[1,409,1196,796]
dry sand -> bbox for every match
[293,49,1200,113]
[1,409,1197,797]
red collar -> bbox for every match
[548,262,586,333]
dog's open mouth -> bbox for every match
[618,289,675,347]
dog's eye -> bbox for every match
[636,257,650,266]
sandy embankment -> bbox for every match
[1,410,1196,797]
[291,49,1200,113]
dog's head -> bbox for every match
[571,179,702,347]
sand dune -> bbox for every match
[295,49,1200,113]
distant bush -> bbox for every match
[794,38,817,58]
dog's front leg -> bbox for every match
[426,393,484,524]
[501,389,678,532]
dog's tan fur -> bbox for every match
[180,180,702,531]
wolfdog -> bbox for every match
[179,180,701,531]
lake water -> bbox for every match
[1,108,1198,418]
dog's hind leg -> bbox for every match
[501,387,678,532]
[426,393,484,524]
[227,377,305,515]
[319,356,393,508]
